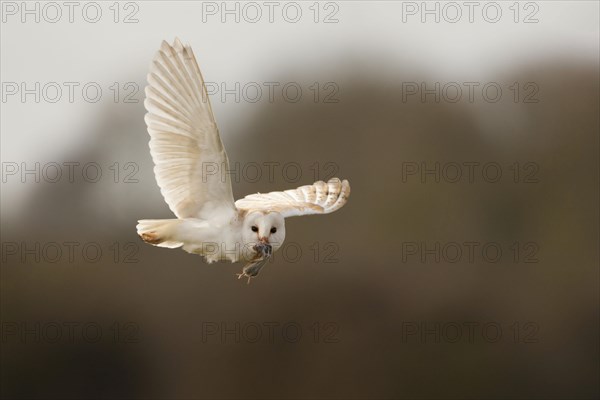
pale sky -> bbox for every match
[1,1,599,215]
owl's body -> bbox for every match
[137,38,350,281]
[138,209,285,264]
[138,216,243,263]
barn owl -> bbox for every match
[136,38,350,282]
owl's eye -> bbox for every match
[270,227,277,234]
[251,226,258,232]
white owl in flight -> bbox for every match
[137,39,350,282]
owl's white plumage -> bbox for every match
[137,39,350,280]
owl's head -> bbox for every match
[242,211,286,257]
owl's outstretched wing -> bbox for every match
[235,178,350,218]
[144,38,236,219]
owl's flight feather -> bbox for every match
[235,178,350,218]
[144,39,350,221]
[145,38,236,220]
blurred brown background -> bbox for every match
[1,58,598,399]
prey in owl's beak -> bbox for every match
[253,237,272,257]
[237,238,273,284]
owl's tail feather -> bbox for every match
[136,219,184,249]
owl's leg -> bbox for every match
[137,219,184,248]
